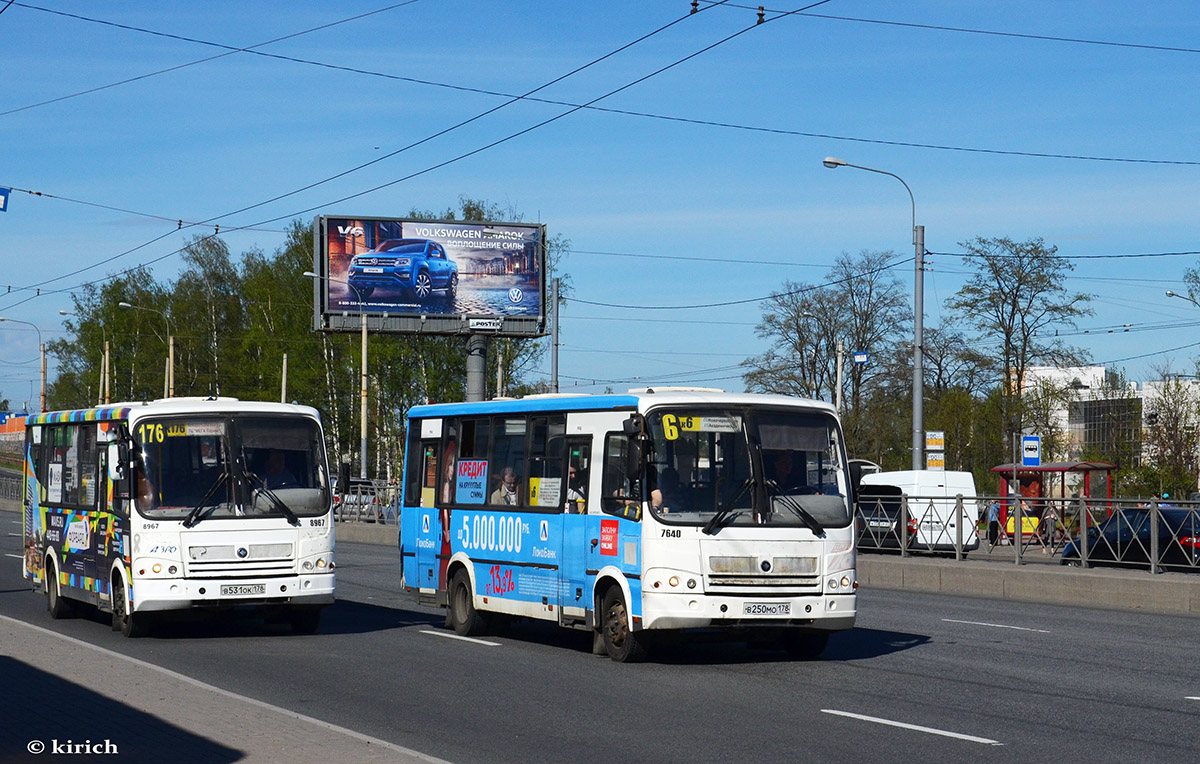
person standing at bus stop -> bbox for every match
[987,499,1001,547]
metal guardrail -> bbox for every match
[333,480,401,526]
[0,475,20,502]
[855,494,1200,575]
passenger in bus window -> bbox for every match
[566,464,586,513]
[491,467,520,506]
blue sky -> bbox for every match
[1,0,1199,409]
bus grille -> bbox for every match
[706,555,820,593]
[186,543,295,578]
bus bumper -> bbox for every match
[640,591,856,631]
[131,572,336,612]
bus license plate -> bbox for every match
[221,584,265,596]
[743,602,791,617]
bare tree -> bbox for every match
[946,237,1092,457]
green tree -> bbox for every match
[946,237,1092,463]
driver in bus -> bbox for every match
[264,450,299,490]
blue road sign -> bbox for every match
[1022,435,1041,467]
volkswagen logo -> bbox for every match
[237,547,249,559]
[508,287,523,303]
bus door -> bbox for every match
[559,438,592,619]
[592,432,642,603]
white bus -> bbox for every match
[22,397,335,636]
[400,389,857,661]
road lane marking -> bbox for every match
[420,629,500,646]
[943,618,1050,634]
[5,553,23,559]
[821,710,1002,746]
[1187,697,1200,701]
[0,614,457,764]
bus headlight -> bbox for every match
[669,576,680,588]
[303,560,314,571]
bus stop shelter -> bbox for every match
[990,460,1116,500]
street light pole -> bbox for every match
[1166,289,1200,310]
[119,301,173,397]
[306,271,369,480]
[824,156,924,470]
[0,317,45,411]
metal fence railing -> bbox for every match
[0,474,20,502]
[333,480,402,525]
[855,494,1200,575]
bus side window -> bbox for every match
[601,434,640,520]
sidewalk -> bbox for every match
[0,615,448,764]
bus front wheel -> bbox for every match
[111,574,148,638]
[601,588,647,663]
[448,569,488,637]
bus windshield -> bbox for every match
[133,415,330,521]
[646,407,850,530]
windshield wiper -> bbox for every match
[182,471,229,529]
[702,477,755,536]
[763,479,826,537]
[245,468,301,526]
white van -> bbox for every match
[857,470,979,552]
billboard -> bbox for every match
[313,216,546,337]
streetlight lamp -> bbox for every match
[1166,290,1200,309]
[119,301,173,398]
[823,156,925,470]
[0,317,45,411]
[305,271,369,480]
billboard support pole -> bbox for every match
[466,334,488,402]
[551,278,559,393]
[360,313,368,480]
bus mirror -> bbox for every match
[622,414,643,435]
[107,442,127,481]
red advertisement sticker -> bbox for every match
[600,519,618,556]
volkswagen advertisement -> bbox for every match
[313,216,546,337]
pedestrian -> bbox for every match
[987,500,1000,547]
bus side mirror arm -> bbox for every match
[107,442,128,482]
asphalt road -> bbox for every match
[2,515,1198,764]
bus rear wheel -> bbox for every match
[448,569,488,637]
[601,588,647,663]
[45,558,75,619]
[111,574,148,638]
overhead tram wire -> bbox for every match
[8,6,1199,167]
[571,254,913,311]
[697,1,1200,55]
[0,2,738,305]
[0,1,427,118]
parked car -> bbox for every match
[334,477,379,520]
[346,239,458,301]
[1060,506,1200,570]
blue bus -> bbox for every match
[400,389,857,661]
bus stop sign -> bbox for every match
[1022,435,1041,467]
